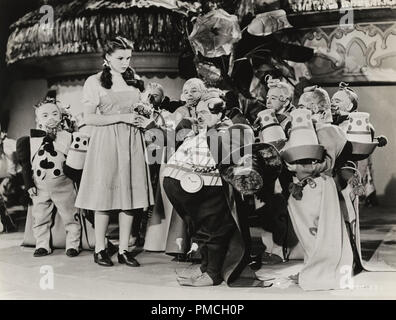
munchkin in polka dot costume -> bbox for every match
[16,97,81,258]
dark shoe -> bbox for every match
[94,249,113,266]
[66,248,80,257]
[261,252,283,265]
[248,253,262,271]
[33,248,50,257]
[118,251,140,267]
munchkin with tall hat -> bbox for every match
[331,82,387,160]
[284,85,355,291]
[330,83,389,274]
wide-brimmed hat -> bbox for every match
[256,109,286,150]
[281,108,325,163]
[346,112,378,160]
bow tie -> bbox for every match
[30,129,56,141]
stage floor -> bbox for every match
[1,206,396,300]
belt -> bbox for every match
[163,163,222,187]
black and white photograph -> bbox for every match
[0,0,396,306]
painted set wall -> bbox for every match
[325,85,396,206]
[141,76,185,102]
[4,79,48,139]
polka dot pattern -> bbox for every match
[346,113,373,143]
[34,140,66,180]
[39,159,55,169]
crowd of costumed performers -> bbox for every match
[0,35,389,291]
[1,126,28,233]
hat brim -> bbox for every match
[349,141,378,161]
[267,139,286,151]
[281,145,325,163]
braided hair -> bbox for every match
[100,36,145,92]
